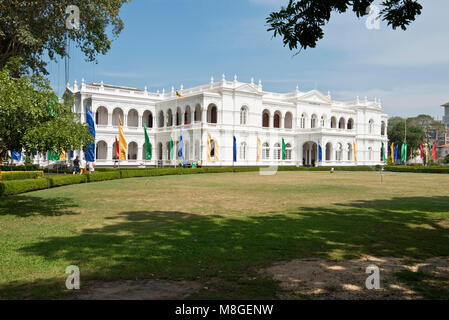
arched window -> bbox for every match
[112,108,124,126]
[285,143,292,160]
[184,106,191,125]
[284,112,293,129]
[143,110,153,128]
[158,111,164,128]
[347,143,353,161]
[311,114,318,128]
[381,121,386,136]
[207,104,217,124]
[210,139,216,157]
[300,113,306,129]
[273,143,281,160]
[338,117,345,129]
[128,142,138,160]
[157,142,163,160]
[262,110,270,128]
[127,109,138,127]
[368,147,373,160]
[330,116,337,128]
[335,143,343,162]
[96,141,107,160]
[240,106,248,125]
[167,109,173,127]
[240,142,247,160]
[95,107,108,126]
[262,142,270,160]
[194,104,202,122]
[347,118,354,130]
[325,142,332,161]
[320,115,326,127]
[273,111,281,128]
[142,142,152,160]
[369,119,374,134]
[176,108,182,126]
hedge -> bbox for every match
[1,171,44,181]
[0,164,40,171]
[87,171,120,182]
[0,178,49,196]
[384,166,449,174]
[48,174,87,187]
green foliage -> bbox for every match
[385,166,449,174]
[0,164,40,171]
[1,171,44,181]
[0,58,93,158]
[267,0,422,52]
[0,0,130,74]
[0,178,49,196]
[86,171,120,182]
[48,174,87,187]
[442,154,449,164]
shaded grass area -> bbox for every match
[0,172,448,299]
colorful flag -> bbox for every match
[176,91,184,98]
[318,140,322,162]
[420,141,423,158]
[48,151,59,161]
[410,147,413,160]
[256,137,261,162]
[12,151,22,161]
[178,129,184,161]
[169,136,174,160]
[432,141,436,159]
[85,108,96,162]
[390,142,394,162]
[115,136,119,159]
[353,141,357,164]
[401,140,407,163]
[394,144,398,163]
[425,145,429,164]
[233,136,237,162]
[144,125,152,160]
[206,132,211,162]
[60,150,66,161]
[118,115,127,161]
[282,138,286,160]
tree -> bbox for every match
[0,0,130,74]
[267,0,423,52]
[0,58,93,160]
[387,116,425,155]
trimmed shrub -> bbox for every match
[0,164,40,171]
[48,174,87,187]
[1,171,44,181]
[0,178,49,196]
[385,166,449,174]
[86,171,120,182]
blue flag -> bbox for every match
[85,108,96,162]
[233,136,237,162]
[394,144,398,163]
[318,140,322,162]
[12,151,21,161]
[178,128,184,162]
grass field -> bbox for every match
[0,171,448,299]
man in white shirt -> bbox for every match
[80,157,87,174]
[88,161,95,173]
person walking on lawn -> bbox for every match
[73,156,80,175]
[80,157,87,174]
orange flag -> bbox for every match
[118,115,127,161]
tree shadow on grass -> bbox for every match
[2,196,449,299]
[0,195,79,217]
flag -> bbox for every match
[60,150,66,161]
[401,140,407,163]
[425,145,429,164]
[85,108,96,162]
[420,141,423,158]
[214,139,219,161]
[48,151,60,161]
[206,132,211,162]
[169,136,174,160]
[318,140,322,162]
[390,142,394,163]
[432,141,436,159]
[118,115,127,161]
[176,91,184,98]
[144,125,152,160]
[282,138,286,160]
[233,136,237,162]
[70,150,74,159]
[12,151,21,161]
[410,147,413,160]
[256,137,261,162]
[178,129,184,161]
[115,136,119,159]
[353,141,357,164]
[394,144,398,163]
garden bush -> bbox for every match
[0,164,40,171]
[48,174,87,187]
[0,178,49,196]
[86,171,120,182]
[1,171,44,181]
[385,166,449,174]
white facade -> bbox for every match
[66,76,388,167]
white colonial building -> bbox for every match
[65,75,388,167]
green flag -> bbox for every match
[48,151,60,161]
[401,140,407,163]
[144,125,152,160]
[282,138,286,160]
[382,142,387,162]
[169,136,174,160]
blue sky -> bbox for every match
[47,0,449,118]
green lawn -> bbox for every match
[0,171,448,299]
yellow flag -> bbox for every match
[256,137,261,162]
[214,139,219,161]
[390,143,394,162]
[118,115,127,161]
[206,132,211,162]
[59,150,66,161]
[353,141,357,164]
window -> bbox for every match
[128,109,138,127]
[96,107,108,126]
[158,111,164,128]
[285,143,292,160]
[262,143,270,160]
[369,120,374,134]
[194,105,201,122]
[300,113,306,129]
[176,108,182,126]
[320,115,325,127]
[184,106,191,125]
[330,116,337,128]
[207,104,217,124]
[381,121,386,136]
[210,139,215,157]
[347,143,353,161]
[167,109,173,127]
[240,142,247,160]
[325,143,332,161]
[274,143,281,160]
[311,114,318,128]
[262,110,270,127]
[335,143,343,162]
[274,111,281,128]
[112,108,124,126]
[285,112,293,129]
[143,110,153,128]
[338,117,345,129]
[347,118,354,130]
[368,147,373,160]
[240,106,248,125]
